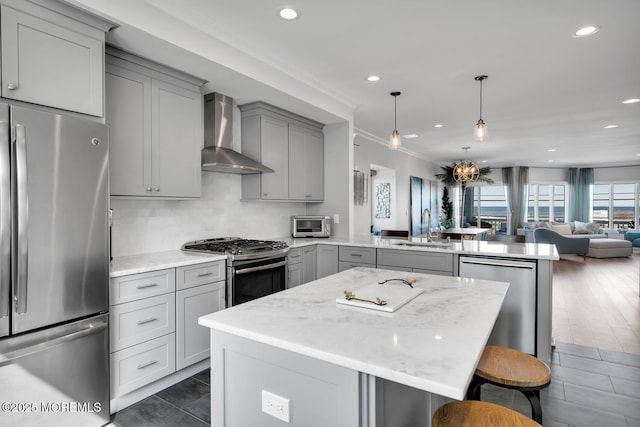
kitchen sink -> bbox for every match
[392,241,452,248]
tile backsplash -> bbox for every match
[110,172,306,257]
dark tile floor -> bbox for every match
[111,342,640,426]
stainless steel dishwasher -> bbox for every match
[459,256,537,355]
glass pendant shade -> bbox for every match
[474,118,487,141]
[474,75,488,141]
[390,129,401,149]
[389,91,401,149]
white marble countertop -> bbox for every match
[199,267,509,400]
[110,234,557,278]
[288,235,559,260]
[110,250,226,277]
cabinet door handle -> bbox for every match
[349,253,363,257]
[136,283,159,289]
[154,187,160,192]
[305,194,311,198]
[197,272,213,277]
[263,193,268,197]
[146,187,152,192]
[136,317,158,325]
[6,83,17,90]
[137,360,158,370]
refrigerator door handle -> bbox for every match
[13,124,28,315]
[0,322,108,367]
[0,121,9,319]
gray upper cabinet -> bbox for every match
[289,123,324,201]
[240,102,324,202]
[0,0,114,116]
[106,48,204,198]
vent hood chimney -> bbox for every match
[201,93,274,174]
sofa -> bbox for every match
[533,226,634,259]
[533,228,590,259]
[519,221,607,243]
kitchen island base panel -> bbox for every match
[211,330,360,427]
[210,330,452,427]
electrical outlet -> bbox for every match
[261,390,290,423]
[333,213,339,224]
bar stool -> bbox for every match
[466,345,551,424]
[433,400,542,427]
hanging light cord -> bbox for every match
[478,78,483,120]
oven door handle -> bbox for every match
[235,260,287,275]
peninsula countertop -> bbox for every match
[199,267,509,400]
[287,235,559,260]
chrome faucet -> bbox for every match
[421,208,433,242]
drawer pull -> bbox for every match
[136,283,159,289]
[349,254,363,257]
[290,255,301,259]
[197,272,214,277]
[136,317,159,325]
[137,360,158,370]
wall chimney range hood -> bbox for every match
[201,92,274,174]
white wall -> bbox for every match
[352,132,440,237]
[110,172,307,257]
[307,121,352,239]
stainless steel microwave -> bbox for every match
[291,215,331,238]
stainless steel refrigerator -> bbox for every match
[0,103,110,426]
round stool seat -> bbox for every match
[433,401,542,427]
[475,345,551,388]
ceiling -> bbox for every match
[72,0,640,169]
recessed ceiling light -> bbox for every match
[434,124,443,128]
[548,160,555,163]
[481,160,487,163]
[367,75,380,82]
[547,148,557,152]
[573,26,599,37]
[403,134,418,139]
[622,98,640,104]
[279,8,300,20]
[604,124,618,129]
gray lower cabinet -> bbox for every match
[338,246,376,271]
[316,244,339,279]
[109,260,225,398]
[0,0,113,116]
[241,102,324,201]
[288,246,317,287]
[106,47,204,198]
[302,245,317,283]
[109,268,177,398]
[287,248,304,288]
[377,249,454,276]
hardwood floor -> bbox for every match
[552,250,640,355]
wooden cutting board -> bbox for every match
[336,283,424,313]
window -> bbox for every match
[592,183,637,229]
[527,184,566,222]
[467,185,507,231]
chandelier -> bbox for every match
[454,146,479,183]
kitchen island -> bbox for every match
[199,267,509,427]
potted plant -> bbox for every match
[439,186,455,229]
[435,163,493,228]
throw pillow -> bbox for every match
[534,221,551,229]
[550,223,572,235]
[574,221,602,234]
[574,221,590,234]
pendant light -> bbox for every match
[474,75,488,141]
[454,146,479,183]
[389,91,401,149]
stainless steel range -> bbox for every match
[182,237,289,307]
